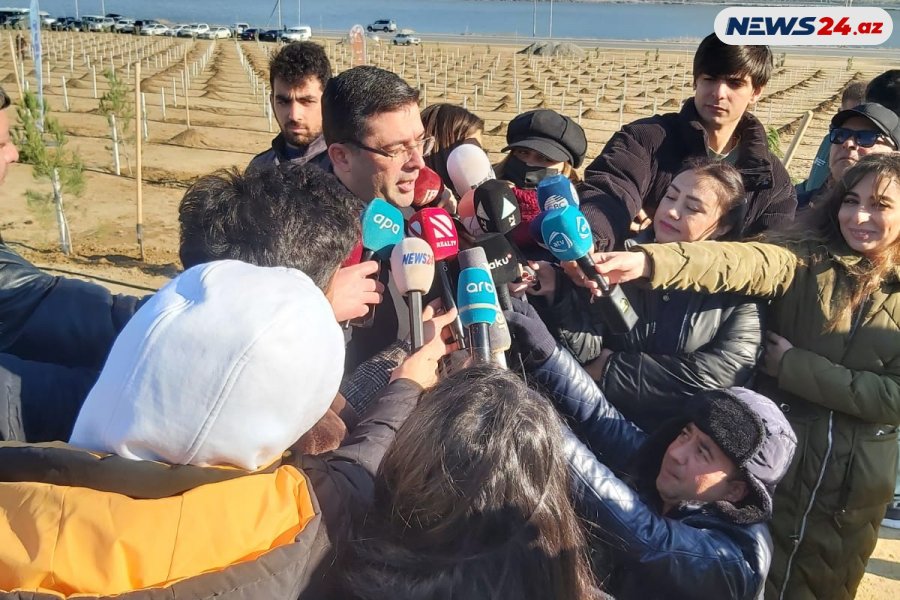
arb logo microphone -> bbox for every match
[715,7,892,46]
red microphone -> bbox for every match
[408,207,466,347]
[341,241,364,268]
[413,166,446,209]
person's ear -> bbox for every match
[749,85,764,105]
[328,143,352,174]
[725,478,749,503]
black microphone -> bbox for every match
[473,179,536,282]
[474,233,519,312]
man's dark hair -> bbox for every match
[866,69,900,114]
[179,163,361,290]
[693,33,773,90]
[321,66,419,146]
[268,41,332,90]
[842,81,867,107]
[0,85,10,110]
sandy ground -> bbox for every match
[0,31,898,597]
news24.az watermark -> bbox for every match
[715,7,893,46]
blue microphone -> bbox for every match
[537,174,580,211]
[541,206,638,334]
[457,266,499,364]
[347,198,405,328]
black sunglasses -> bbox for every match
[829,127,893,149]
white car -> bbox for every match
[113,18,135,33]
[199,26,232,40]
[393,33,421,46]
[178,23,210,37]
[367,19,396,33]
[163,24,188,36]
[281,26,312,42]
[232,22,249,35]
[140,23,169,36]
[82,15,115,32]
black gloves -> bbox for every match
[504,298,558,368]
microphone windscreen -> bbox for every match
[342,241,364,267]
[541,206,595,261]
[413,166,445,208]
[390,237,436,295]
[408,207,459,261]
[537,174,580,211]
[447,144,495,198]
[457,267,499,327]
[458,189,476,219]
[474,233,519,286]
[474,180,522,235]
[529,212,549,249]
[457,246,489,272]
[360,198,405,260]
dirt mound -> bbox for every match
[518,42,585,58]
[166,128,219,150]
[580,108,605,119]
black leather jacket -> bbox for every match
[532,346,773,600]
[539,269,764,432]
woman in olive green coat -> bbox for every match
[576,153,900,600]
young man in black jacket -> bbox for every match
[578,34,797,251]
[505,299,797,599]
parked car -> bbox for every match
[114,18,135,33]
[393,33,421,46]
[39,13,56,28]
[232,22,250,35]
[178,23,210,38]
[51,17,80,31]
[199,26,232,40]
[258,29,281,42]
[240,28,260,41]
[162,24,185,36]
[367,19,396,32]
[281,26,311,42]
[140,23,169,36]
[82,15,115,32]
[133,19,159,34]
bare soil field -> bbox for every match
[0,31,897,597]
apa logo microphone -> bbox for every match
[374,213,401,235]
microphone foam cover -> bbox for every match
[457,267,499,327]
[537,174,580,211]
[413,166,445,208]
[457,246,489,272]
[360,198,405,260]
[408,207,459,261]
[474,180,522,235]
[474,233,519,286]
[390,238,436,296]
[447,144,495,198]
[541,206,595,262]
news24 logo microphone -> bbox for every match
[714,7,892,46]
[391,238,435,350]
[537,174,580,212]
[457,266,499,365]
[541,206,638,335]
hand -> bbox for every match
[503,297,557,368]
[761,330,793,377]
[327,261,385,321]
[562,252,650,296]
[508,261,555,299]
[391,301,459,387]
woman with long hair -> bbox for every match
[530,159,763,433]
[338,366,599,600]
[581,153,900,600]
[420,103,485,192]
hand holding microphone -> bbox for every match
[329,261,384,322]
[391,300,459,388]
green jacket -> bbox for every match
[640,239,900,600]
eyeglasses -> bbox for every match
[829,127,895,149]
[347,136,435,162]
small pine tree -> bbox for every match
[12,91,83,254]
[767,126,784,159]
[98,68,134,176]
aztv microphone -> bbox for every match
[390,238,435,350]
[446,143,495,199]
[457,265,498,365]
[408,207,465,347]
[541,206,638,334]
[347,198,405,328]
[537,174,580,211]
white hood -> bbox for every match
[70,260,344,470]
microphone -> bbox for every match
[474,180,521,235]
[408,207,466,347]
[446,143,495,198]
[390,238,435,350]
[541,206,638,334]
[347,198,405,328]
[458,247,511,368]
[457,265,498,365]
[413,166,446,209]
[473,233,519,312]
[529,212,549,249]
[537,174,580,211]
